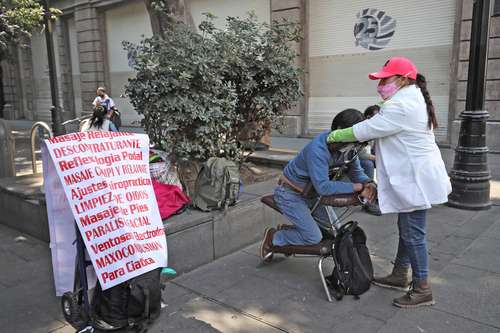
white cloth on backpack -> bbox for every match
[149,150,182,189]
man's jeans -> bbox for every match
[394,209,429,281]
[272,185,337,246]
[360,159,375,180]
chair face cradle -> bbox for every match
[261,145,364,302]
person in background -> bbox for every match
[81,105,118,132]
[327,57,451,308]
[359,105,381,216]
[260,109,377,260]
[92,87,115,114]
[93,86,122,130]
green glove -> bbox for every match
[327,127,357,143]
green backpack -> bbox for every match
[193,157,241,211]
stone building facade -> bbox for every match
[1,0,500,151]
[453,0,500,151]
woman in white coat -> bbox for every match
[327,57,451,308]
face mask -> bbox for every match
[377,81,400,100]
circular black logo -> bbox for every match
[354,8,396,51]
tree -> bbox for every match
[123,14,302,164]
[0,0,60,60]
[0,0,61,114]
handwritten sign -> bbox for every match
[43,131,167,290]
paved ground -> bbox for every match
[2,120,500,332]
[149,204,500,333]
[1,201,499,333]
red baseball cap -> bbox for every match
[368,57,418,80]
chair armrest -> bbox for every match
[319,193,361,207]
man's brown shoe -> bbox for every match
[373,266,411,291]
[393,279,435,308]
[260,228,276,262]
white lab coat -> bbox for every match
[353,84,451,214]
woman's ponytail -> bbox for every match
[415,73,438,130]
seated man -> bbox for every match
[260,109,376,259]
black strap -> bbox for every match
[142,287,150,320]
[338,221,358,235]
[128,286,151,333]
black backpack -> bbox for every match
[327,221,373,299]
[91,268,162,332]
[110,108,122,130]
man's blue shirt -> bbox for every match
[283,131,370,196]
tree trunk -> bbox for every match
[145,0,164,37]
[145,0,195,37]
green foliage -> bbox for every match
[124,13,302,163]
[0,0,62,59]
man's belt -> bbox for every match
[278,175,304,193]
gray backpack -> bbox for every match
[193,157,241,211]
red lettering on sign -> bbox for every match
[126,257,155,273]
[101,267,125,283]
[129,203,149,214]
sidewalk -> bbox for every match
[151,204,500,333]
[1,202,499,333]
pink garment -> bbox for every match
[152,180,190,220]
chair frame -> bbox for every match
[261,143,367,302]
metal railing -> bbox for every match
[61,114,91,133]
[30,122,53,174]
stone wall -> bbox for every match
[0,43,30,120]
[271,0,306,137]
[18,44,35,120]
[74,3,106,115]
[0,58,18,119]
[452,0,500,152]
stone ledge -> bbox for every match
[248,150,295,168]
[0,187,49,242]
[166,178,281,274]
[0,175,279,274]
[0,173,43,200]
